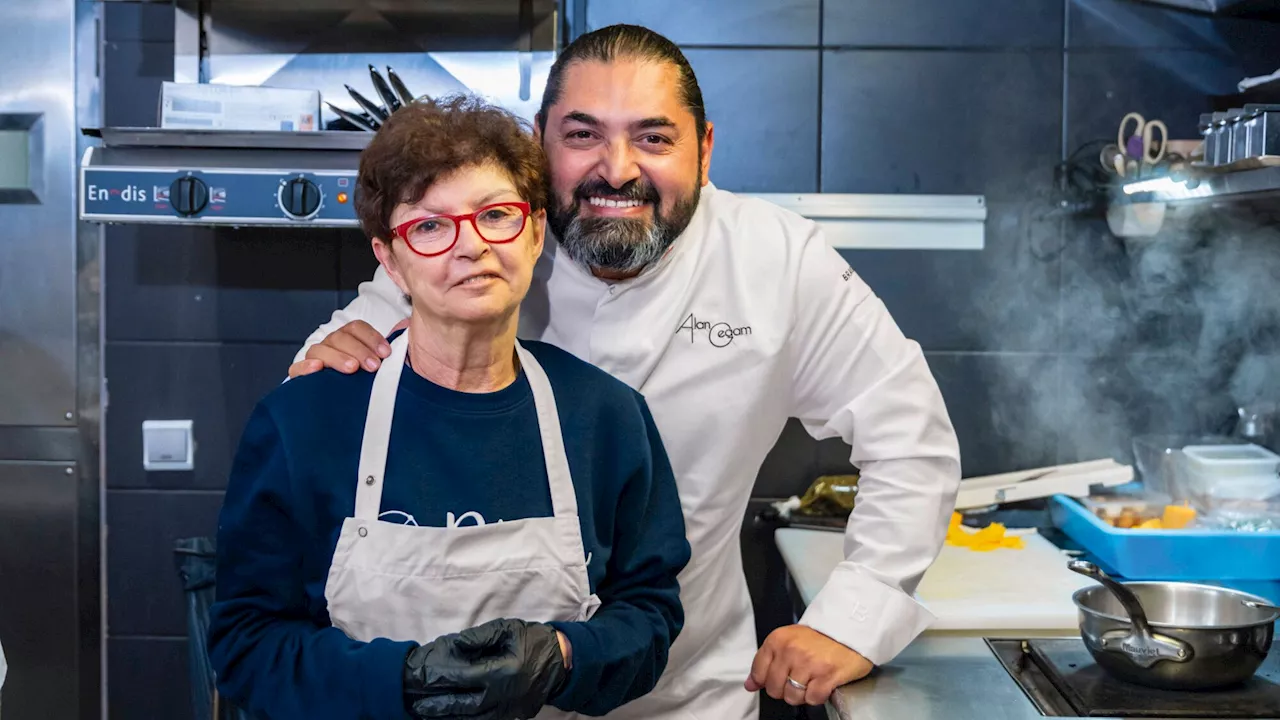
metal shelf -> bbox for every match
[748,193,988,251]
[1112,164,1280,206]
[84,127,372,151]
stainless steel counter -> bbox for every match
[825,635,1280,720]
[825,636,1042,720]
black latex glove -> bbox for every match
[404,618,567,720]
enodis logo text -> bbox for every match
[676,313,752,348]
[86,184,149,202]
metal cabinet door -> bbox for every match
[0,461,80,719]
[0,0,78,427]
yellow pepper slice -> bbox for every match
[945,512,1025,551]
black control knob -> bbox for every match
[169,176,209,217]
[280,177,322,219]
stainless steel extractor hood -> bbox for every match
[185,0,557,55]
[174,0,559,124]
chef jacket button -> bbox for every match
[365,475,375,485]
[358,527,368,538]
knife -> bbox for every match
[386,67,419,106]
[326,102,377,132]
[345,85,388,124]
[368,64,401,114]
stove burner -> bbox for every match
[989,639,1280,718]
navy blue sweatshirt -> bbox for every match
[208,340,691,720]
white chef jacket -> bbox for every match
[296,183,961,713]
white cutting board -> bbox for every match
[774,528,1093,632]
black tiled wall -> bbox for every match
[101,2,1280,718]
[101,7,360,716]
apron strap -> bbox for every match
[354,331,409,522]
[514,341,579,519]
[354,333,577,522]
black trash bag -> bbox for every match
[174,537,255,720]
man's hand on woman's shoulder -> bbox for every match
[288,319,407,378]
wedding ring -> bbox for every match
[786,676,807,691]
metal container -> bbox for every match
[1243,104,1280,164]
[1198,113,1216,165]
[1230,109,1249,164]
[1210,111,1231,167]
[1069,561,1279,691]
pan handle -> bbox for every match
[1096,627,1191,668]
[1069,560,1193,667]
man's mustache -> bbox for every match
[572,179,660,205]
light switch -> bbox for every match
[142,419,194,471]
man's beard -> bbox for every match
[546,176,700,275]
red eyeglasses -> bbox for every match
[392,201,532,257]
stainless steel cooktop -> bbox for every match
[988,639,1280,718]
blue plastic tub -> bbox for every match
[1049,494,1280,601]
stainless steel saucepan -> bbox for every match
[1068,560,1279,691]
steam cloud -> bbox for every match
[973,202,1280,470]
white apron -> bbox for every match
[323,331,600,719]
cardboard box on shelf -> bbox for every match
[159,82,321,131]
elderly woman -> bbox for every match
[208,97,690,720]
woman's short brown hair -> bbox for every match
[356,94,547,241]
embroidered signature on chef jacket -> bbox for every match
[675,313,752,348]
